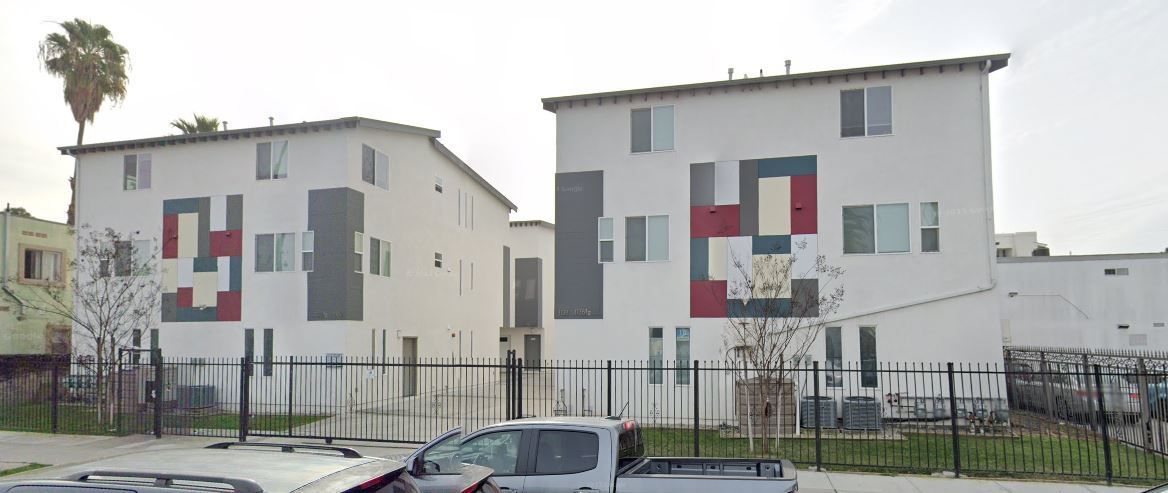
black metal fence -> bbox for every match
[3,349,1167,484]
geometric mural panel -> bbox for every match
[161,194,242,322]
[690,156,817,318]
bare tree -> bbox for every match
[718,238,844,455]
[9,226,160,425]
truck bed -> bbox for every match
[615,457,797,493]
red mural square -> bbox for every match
[177,288,193,308]
[162,214,179,259]
[210,230,243,257]
[790,175,818,234]
[217,291,241,321]
[690,280,727,317]
[690,205,741,238]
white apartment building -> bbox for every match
[62,117,519,362]
[999,252,1168,350]
[996,231,1048,257]
[501,220,555,362]
[544,54,1011,370]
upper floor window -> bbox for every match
[354,232,364,273]
[256,141,288,180]
[1104,268,1130,276]
[920,202,940,253]
[301,231,314,272]
[22,247,63,284]
[123,153,152,190]
[369,237,391,277]
[843,204,909,254]
[597,217,614,263]
[840,86,892,138]
[255,233,295,272]
[361,144,389,190]
[435,176,444,193]
[631,105,674,153]
[434,252,443,269]
[625,215,669,262]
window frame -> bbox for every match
[674,327,690,385]
[841,203,911,255]
[597,217,614,263]
[361,144,390,190]
[920,202,940,253]
[122,153,152,191]
[301,231,314,272]
[254,233,296,272]
[840,85,894,139]
[624,214,669,262]
[18,244,65,286]
[255,141,289,181]
[860,326,878,388]
[648,327,664,385]
[434,252,444,269]
[369,238,391,277]
[630,105,676,154]
[354,232,364,274]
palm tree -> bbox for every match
[39,19,130,225]
[170,114,221,134]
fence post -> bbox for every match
[1040,351,1054,421]
[517,358,524,418]
[116,354,124,434]
[505,350,514,420]
[693,360,700,458]
[50,360,60,434]
[1136,357,1152,453]
[287,356,295,437]
[606,360,613,417]
[153,349,163,439]
[1094,364,1113,485]
[1084,354,1096,431]
[946,362,961,478]
[239,356,250,442]
[813,361,822,472]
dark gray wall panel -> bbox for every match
[515,257,542,327]
[690,163,715,206]
[739,159,758,236]
[307,187,364,321]
[226,195,243,230]
[555,171,603,319]
[503,245,511,327]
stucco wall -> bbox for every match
[1,214,74,355]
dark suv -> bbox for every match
[0,442,494,493]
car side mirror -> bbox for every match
[411,456,424,476]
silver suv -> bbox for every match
[0,442,495,493]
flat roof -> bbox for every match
[509,219,554,229]
[542,53,1010,113]
[56,116,517,212]
[998,252,1168,263]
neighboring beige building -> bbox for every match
[1,208,74,356]
[995,231,1048,258]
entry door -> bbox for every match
[402,337,418,397]
[524,335,541,369]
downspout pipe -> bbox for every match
[0,207,25,316]
[980,59,998,288]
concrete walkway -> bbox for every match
[0,431,1151,492]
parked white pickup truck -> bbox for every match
[405,416,797,493]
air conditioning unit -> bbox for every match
[800,396,837,428]
[842,396,883,430]
[175,385,216,410]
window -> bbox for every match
[435,176,444,193]
[459,431,522,475]
[255,233,295,272]
[434,252,443,269]
[649,327,663,385]
[361,144,389,189]
[1104,268,1130,276]
[255,141,288,180]
[921,202,940,252]
[420,432,464,475]
[675,327,690,385]
[244,328,255,370]
[354,232,364,273]
[860,326,877,388]
[369,238,391,277]
[534,431,600,474]
[150,328,159,353]
[842,204,909,254]
[825,327,842,388]
[262,328,274,377]
[123,153,152,190]
[840,86,892,138]
[598,218,614,263]
[21,248,63,283]
[301,232,314,272]
[128,239,151,275]
[630,105,675,153]
[625,215,668,261]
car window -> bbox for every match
[422,432,464,474]
[460,430,522,475]
[534,431,599,475]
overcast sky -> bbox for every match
[1,0,1165,255]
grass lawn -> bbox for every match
[0,404,128,436]
[642,428,1168,485]
[0,464,47,477]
